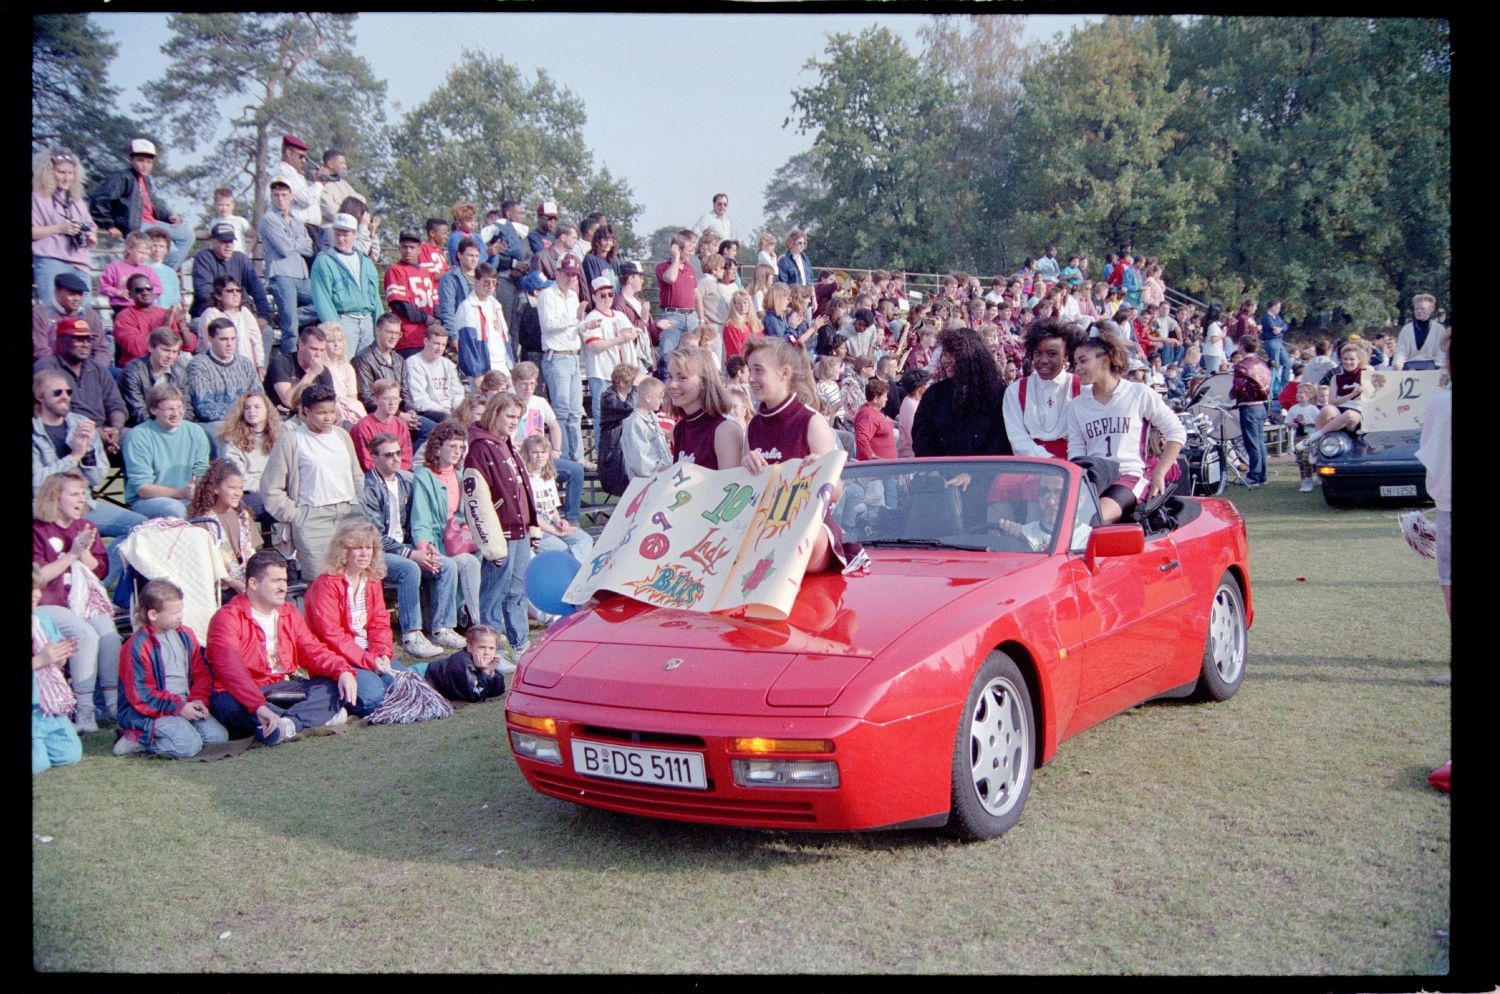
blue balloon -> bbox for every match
[524,550,582,617]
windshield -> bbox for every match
[833,460,1070,554]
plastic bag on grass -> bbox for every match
[1398,510,1437,560]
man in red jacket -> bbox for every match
[113,274,193,365]
[206,549,360,743]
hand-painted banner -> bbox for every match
[1359,369,1446,432]
[563,450,847,619]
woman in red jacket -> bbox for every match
[304,519,402,713]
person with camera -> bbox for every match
[32,149,97,298]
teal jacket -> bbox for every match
[310,250,380,323]
[409,466,452,548]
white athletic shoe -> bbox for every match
[1294,432,1322,453]
[1299,479,1315,492]
[277,716,299,742]
[430,628,467,650]
[111,734,145,756]
[323,707,348,728]
[402,632,444,658]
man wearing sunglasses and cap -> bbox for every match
[528,200,559,257]
[87,138,195,269]
[270,133,327,266]
[34,317,128,458]
[189,222,273,326]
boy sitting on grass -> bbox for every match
[113,579,230,758]
[423,624,508,698]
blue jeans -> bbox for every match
[339,312,375,359]
[384,551,458,634]
[540,529,594,566]
[88,501,146,590]
[1239,403,1268,485]
[131,496,188,520]
[1263,337,1291,399]
[34,257,89,299]
[654,311,699,378]
[587,376,610,456]
[351,661,413,714]
[270,275,316,354]
[115,710,229,759]
[555,458,583,523]
[542,352,583,462]
[480,538,533,649]
[412,414,438,450]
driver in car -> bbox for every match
[989,474,1065,551]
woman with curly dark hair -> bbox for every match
[189,458,262,597]
[910,327,1011,457]
[217,391,283,525]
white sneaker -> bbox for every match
[1299,479,1315,492]
[73,703,99,735]
[111,734,145,756]
[277,716,298,742]
[323,707,348,727]
[430,628,467,650]
[402,632,444,658]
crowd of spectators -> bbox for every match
[30,137,1450,769]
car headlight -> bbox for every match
[731,759,840,788]
[1317,433,1351,459]
[510,731,562,765]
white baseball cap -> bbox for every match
[332,213,359,231]
[129,138,158,157]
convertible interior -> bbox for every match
[837,458,1203,554]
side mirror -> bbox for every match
[1084,524,1145,571]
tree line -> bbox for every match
[32,13,642,261]
[34,14,1447,327]
[766,15,1449,328]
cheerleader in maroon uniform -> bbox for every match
[666,345,744,470]
[742,337,866,573]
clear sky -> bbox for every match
[91,12,1087,239]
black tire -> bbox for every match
[948,650,1035,840]
[1193,574,1247,702]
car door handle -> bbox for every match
[1158,560,1181,572]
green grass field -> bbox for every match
[33,456,1451,975]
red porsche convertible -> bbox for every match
[505,457,1251,840]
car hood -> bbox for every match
[518,551,1035,713]
[1339,428,1422,459]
